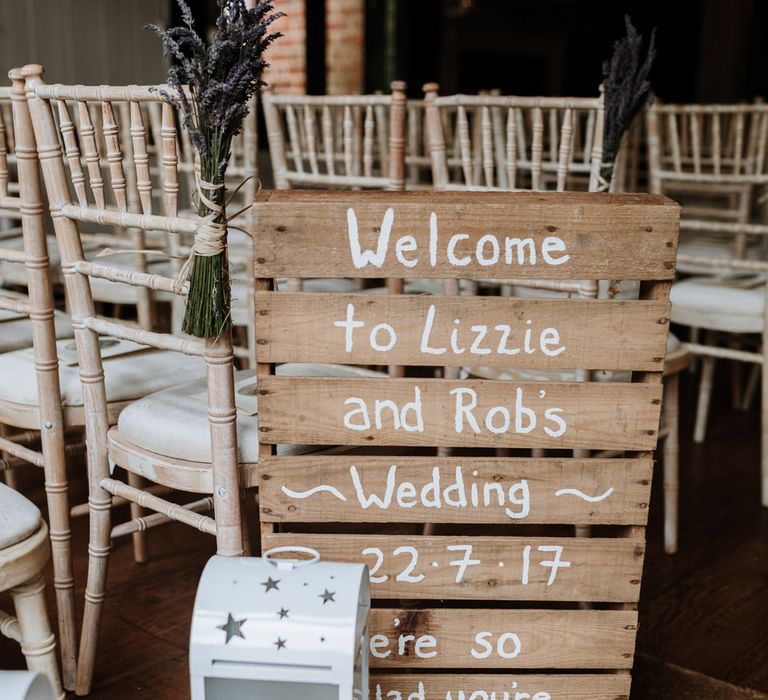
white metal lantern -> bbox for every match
[190,546,370,700]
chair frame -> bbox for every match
[262,81,407,191]
[23,64,244,695]
[0,69,77,691]
[648,101,768,509]
[0,520,64,699]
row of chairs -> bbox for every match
[0,70,761,699]
[263,83,768,507]
[0,65,266,696]
[262,82,609,193]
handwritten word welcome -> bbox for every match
[347,208,570,270]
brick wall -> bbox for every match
[263,0,364,95]
[263,0,306,94]
[326,0,364,95]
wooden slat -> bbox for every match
[257,377,662,450]
[370,673,632,699]
[251,191,679,280]
[367,608,637,669]
[258,455,653,525]
[254,293,670,370]
[262,533,644,602]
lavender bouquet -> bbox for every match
[147,0,282,337]
[600,16,656,190]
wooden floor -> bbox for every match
[1,367,768,699]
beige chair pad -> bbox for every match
[0,340,205,407]
[671,276,765,333]
[0,481,41,550]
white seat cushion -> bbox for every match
[117,363,386,463]
[671,276,765,333]
[0,339,205,407]
[0,481,41,549]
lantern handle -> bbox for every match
[263,546,321,570]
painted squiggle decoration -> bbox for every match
[554,487,614,502]
[281,484,347,501]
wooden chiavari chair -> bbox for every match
[648,102,768,510]
[261,83,411,375]
[0,70,76,690]
[21,66,233,694]
[425,85,689,552]
[262,82,407,191]
[647,101,768,270]
[0,482,64,699]
[22,64,389,695]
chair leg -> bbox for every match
[41,444,77,690]
[694,357,716,444]
[663,373,680,554]
[689,327,700,373]
[762,358,768,507]
[731,360,742,410]
[11,574,65,700]
[0,424,19,490]
[75,481,113,695]
[1,468,19,489]
[126,471,148,563]
[743,363,760,412]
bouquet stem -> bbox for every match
[181,175,231,338]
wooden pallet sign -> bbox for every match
[253,189,679,700]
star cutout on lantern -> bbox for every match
[217,613,246,644]
[261,577,280,593]
[275,637,287,650]
[319,589,336,604]
[278,607,289,619]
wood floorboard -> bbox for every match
[1,364,767,698]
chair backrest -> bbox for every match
[647,102,768,262]
[647,102,768,190]
[424,84,605,192]
[252,189,679,696]
[0,71,63,438]
[22,64,244,555]
[0,70,75,686]
[0,87,16,203]
[262,82,407,191]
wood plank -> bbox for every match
[370,673,632,700]
[259,455,653,525]
[252,190,679,280]
[262,533,644,602]
[368,608,638,669]
[255,293,670,371]
[257,377,663,450]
